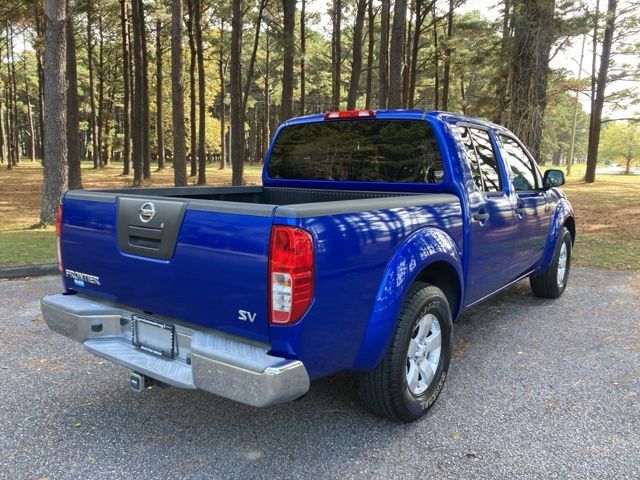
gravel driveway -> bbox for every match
[1,268,639,479]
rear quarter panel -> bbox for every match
[269,201,463,380]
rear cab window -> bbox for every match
[267,120,445,184]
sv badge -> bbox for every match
[238,310,257,323]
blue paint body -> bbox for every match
[59,110,574,381]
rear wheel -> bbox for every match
[358,283,452,422]
[530,227,572,298]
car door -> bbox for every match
[456,125,518,304]
[496,134,553,274]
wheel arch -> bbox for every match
[351,227,463,371]
[564,215,576,245]
[537,199,575,273]
[414,260,462,322]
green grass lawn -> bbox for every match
[0,229,57,267]
[560,172,640,270]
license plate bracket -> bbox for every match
[132,315,175,359]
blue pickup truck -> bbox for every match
[42,110,575,422]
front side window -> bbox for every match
[499,135,539,191]
[267,120,444,184]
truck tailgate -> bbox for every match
[60,193,275,344]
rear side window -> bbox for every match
[457,127,484,191]
[267,120,444,184]
[457,126,502,193]
[499,135,539,191]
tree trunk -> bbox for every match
[171,0,187,186]
[441,0,453,111]
[8,26,20,165]
[41,0,68,225]
[141,9,151,180]
[281,0,296,119]
[155,18,165,170]
[364,0,375,109]
[379,0,390,108]
[347,0,367,110]
[493,0,512,124]
[102,87,115,164]
[331,0,342,110]
[36,48,45,161]
[300,0,306,115]
[388,0,407,108]
[97,13,106,166]
[0,83,6,164]
[131,0,145,185]
[262,24,270,165]
[218,18,226,170]
[585,0,616,183]
[66,6,82,189]
[242,0,267,163]
[243,0,267,116]
[433,6,439,109]
[507,0,555,162]
[24,56,37,162]
[120,0,132,175]
[86,3,100,168]
[230,0,244,185]
[588,0,600,159]
[0,104,5,166]
[4,88,12,169]
[194,0,206,185]
[402,7,413,108]
[567,32,586,176]
[408,0,427,109]
[4,30,12,169]
[5,24,18,167]
[0,39,7,165]
[187,0,197,177]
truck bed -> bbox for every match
[67,185,457,217]
[92,185,414,204]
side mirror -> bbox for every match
[543,169,565,189]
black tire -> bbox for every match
[358,283,453,422]
[530,226,572,299]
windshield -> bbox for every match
[267,119,444,184]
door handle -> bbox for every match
[473,211,490,222]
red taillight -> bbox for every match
[324,110,375,120]
[269,226,314,325]
[56,204,63,272]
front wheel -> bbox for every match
[358,283,453,422]
[530,227,572,299]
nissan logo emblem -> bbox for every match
[139,202,156,223]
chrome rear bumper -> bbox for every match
[41,294,309,407]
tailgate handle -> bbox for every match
[128,226,162,249]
